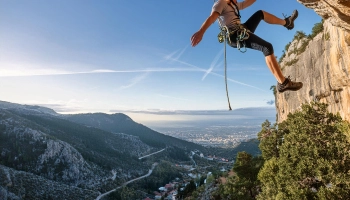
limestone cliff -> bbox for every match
[276,0,350,122]
[298,0,350,32]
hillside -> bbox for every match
[0,102,170,199]
[0,101,263,199]
[65,113,208,152]
[0,107,155,196]
[0,164,99,200]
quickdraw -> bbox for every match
[235,25,250,53]
[217,24,250,53]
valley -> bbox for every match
[0,101,262,200]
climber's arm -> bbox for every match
[191,11,220,47]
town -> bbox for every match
[157,125,261,148]
[141,150,233,200]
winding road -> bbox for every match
[95,163,158,200]
[138,148,166,160]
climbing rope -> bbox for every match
[216,11,234,110]
[214,0,250,110]
[223,30,232,110]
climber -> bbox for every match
[190,0,303,93]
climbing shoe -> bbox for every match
[284,10,298,30]
[277,76,303,93]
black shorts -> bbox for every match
[229,10,274,56]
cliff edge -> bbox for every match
[276,0,350,122]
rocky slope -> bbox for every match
[0,164,99,200]
[0,104,155,199]
[276,0,350,122]
[0,101,214,199]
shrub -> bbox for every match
[257,102,350,199]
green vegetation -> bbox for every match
[284,58,299,66]
[21,114,143,171]
[285,42,292,52]
[66,113,207,152]
[106,186,143,200]
[257,102,350,199]
[5,100,350,199]
[323,31,330,41]
[0,164,99,200]
[279,20,324,64]
[270,85,277,97]
[188,101,350,199]
[178,180,197,199]
[208,138,261,160]
[0,102,265,199]
[110,161,183,196]
[294,31,307,41]
[279,50,286,63]
[218,152,264,199]
[309,20,324,39]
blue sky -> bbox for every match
[0,0,321,125]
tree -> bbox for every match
[257,102,350,199]
[183,180,196,197]
[309,19,324,39]
[293,31,307,41]
[257,120,282,160]
[220,152,264,199]
[270,85,277,97]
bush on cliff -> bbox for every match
[257,102,350,199]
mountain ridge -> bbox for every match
[0,100,261,199]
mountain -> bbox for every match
[0,100,57,115]
[0,164,99,200]
[64,113,207,152]
[0,102,164,199]
[0,107,155,187]
[0,101,213,199]
[276,0,350,123]
[207,138,261,159]
[0,101,262,199]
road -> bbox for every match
[138,148,166,160]
[95,163,158,200]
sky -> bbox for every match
[0,0,321,126]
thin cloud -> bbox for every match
[22,99,89,113]
[202,49,223,80]
[174,45,189,60]
[164,49,180,61]
[110,107,276,116]
[0,67,204,77]
[164,45,189,61]
[166,57,266,92]
[120,72,149,90]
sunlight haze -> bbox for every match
[0,0,321,124]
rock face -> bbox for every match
[298,0,350,32]
[276,0,350,123]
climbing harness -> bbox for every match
[214,0,250,110]
[218,24,250,52]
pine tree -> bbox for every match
[220,152,264,199]
[257,102,350,199]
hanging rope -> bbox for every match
[214,0,251,110]
[215,6,233,110]
[223,31,232,110]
